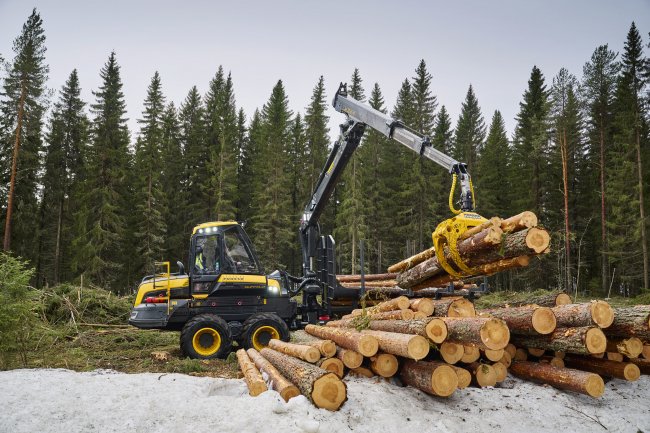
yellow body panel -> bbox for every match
[192,221,239,234]
[134,275,189,305]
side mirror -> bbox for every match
[177,261,186,275]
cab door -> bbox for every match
[217,226,267,294]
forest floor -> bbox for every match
[1,368,649,433]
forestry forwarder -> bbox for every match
[129,83,487,359]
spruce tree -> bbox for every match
[430,105,454,222]
[582,44,620,293]
[235,108,251,222]
[36,69,88,286]
[1,9,49,259]
[453,84,486,171]
[476,110,510,218]
[133,72,167,276]
[180,86,207,229]
[238,109,261,229]
[72,52,131,289]
[287,114,306,274]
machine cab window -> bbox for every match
[222,227,259,274]
[193,233,221,275]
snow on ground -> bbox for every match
[0,369,649,433]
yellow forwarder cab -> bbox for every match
[129,221,295,359]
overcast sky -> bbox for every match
[1,1,648,144]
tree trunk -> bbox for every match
[236,349,267,396]
[606,352,623,362]
[291,331,337,358]
[431,297,476,318]
[606,337,643,358]
[480,306,556,335]
[599,124,608,294]
[510,361,604,397]
[348,296,410,317]
[400,360,458,397]
[336,308,415,324]
[336,346,363,369]
[635,123,649,290]
[414,256,532,288]
[439,317,510,350]
[643,345,650,360]
[246,348,300,402]
[363,317,447,344]
[3,79,27,251]
[563,354,640,381]
[439,342,464,364]
[317,357,344,378]
[360,329,429,360]
[369,352,399,377]
[464,362,497,387]
[514,348,528,361]
[500,211,538,233]
[511,326,607,355]
[388,247,436,273]
[348,366,375,378]
[260,348,347,410]
[560,128,571,293]
[605,306,650,341]
[305,324,378,357]
[488,291,572,309]
[539,356,565,368]
[268,339,321,363]
[627,357,650,375]
[451,366,472,389]
[53,196,64,284]
[340,280,397,288]
[337,272,397,282]
[551,301,614,329]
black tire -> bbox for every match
[240,312,290,351]
[180,314,232,359]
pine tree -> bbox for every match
[453,84,486,171]
[476,110,510,218]
[1,9,49,258]
[238,109,261,229]
[287,114,306,274]
[36,69,88,286]
[582,44,620,294]
[252,80,293,269]
[180,86,207,230]
[235,108,251,222]
[430,105,454,223]
[133,72,167,275]
[72,52,131,289]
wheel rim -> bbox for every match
[252,325,280,351]
[192,327,222,356]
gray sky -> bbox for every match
[1,0,649,144]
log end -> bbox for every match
[340,349,363,369]
[371,353,399,378]
[474,363,497,387]
[321,341,337,358]
[461,345,481,364]
[413,311,428,319]
[525,227,551,253]
[408,335,431,360]
[532,307,557,335]
[480,318,510,350]
[349,367,375,378]
[584,373,605,398]
[492,361,507,382]
[396,296,411,310]
[555,293,572,305]
[431,364,459,397]
[623,363,641,381]
[586,328,607,354]
[312,373,347,411]
[449,298,477,317]
[280,385,301,402]
[440,342,464,364]
[425,318,448,344]
[549,357,565,368]
[452,366,472,389]
[590,301,614,328]
[319,358,344,378]
[484,348,505,362]
[402,309,416,320]
[528,347,546,357]
[358,335,379,357]
[514,348,528,361]
[498,351,513,368]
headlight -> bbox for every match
[267,285,279,294]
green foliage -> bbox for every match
[454,84,485,171]
[476,111,510,217]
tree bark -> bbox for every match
[510,361,604,397]
[500,211,538,233]
[563,354,640,381]
[605,306,650,341]
[246,348,299,402]
[260,348,347,410]
[480,305,556,335]
[369,352,399,377]
[305,324,378,357]
[336,346,363,369]
[342,308,414,322]
[551,301,614,329]
[606,337,643,358]
[236,349,267,396]
[599,121,608,294]
[340,280,398,288]
[400,360,458,397]
[488,291,572,309]
[431,297,476,317]
[364,317,448,344]
[291,331,336,358]
[317,357,344,378]
[439,317,510,350]
[337,272,397,282]
[388,247,436,273]
[635,120,649,290]
[413,256,532,288]
[627,357,650,375]
[268,339,321,363]
[348,296,410,317]
[511,326,607,355]
[360,329,429,360]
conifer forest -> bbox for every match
[1,9,650,297]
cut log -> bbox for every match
[440,317,510,350]
[451,365,472,389]
[337,272,398,282]
[466,362,497,387]
[305,325,378,357]
[340,280,398,288]
[461,345,480,363]
[509,361,604,397]
[497,351,512,368]
[397,227,549,288]
[413,311,428,319]
[491,361,507,382]
[627,357,650,375]
[606,352,624,362]
[260,348,347,410]
[483,348,505,362]
[555,351,566,359]
[460,217,503,240]
[400,360,458,397]
[361,329,429,360]
[489,291,572,309]
[236,349,267,396]
[370,353,399,378]
[551,301,614,329]
[336,347,363,369]
[432,297,476,318]
[368,309,415,321]
[505,344,517,358]
[268,339,321,363]
[592,352,605,359]
[440,342,464,364]
[514,348,528,361]
[563,355,640,381]
[500,211,538,233]
[527,348,546,357]
[317,357,344,378]
[511,327,607,355]
[643,345,650,360]
[246,349,300,402]
[480,305,556,335]
[388,247,437,273]
[539,356,565,368]
[605,306,650,341]
[606,337,644,358]
[410,298,434,316]
[348,296,411,317]
[291,332,337,358]
[363,318,448,344]
[349,366,375,378]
